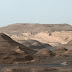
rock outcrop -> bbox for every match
[35,48,55,57]
[0,33,36,64]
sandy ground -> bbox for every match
[0,64,72,72]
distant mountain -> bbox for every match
[0,23,72,34]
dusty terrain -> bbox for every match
[1,64,72,72]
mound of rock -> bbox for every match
[0,33,36,64]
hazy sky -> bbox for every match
[0,0,72,27]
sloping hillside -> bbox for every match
[0,33,36,64]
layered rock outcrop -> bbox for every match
[0,33,36,64]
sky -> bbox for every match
[0,0,72,27]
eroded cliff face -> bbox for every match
[6,31,72,46]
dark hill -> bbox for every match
[0,33,36,64]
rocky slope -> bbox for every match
[0,33,36,64]
[0,33,72,65]
[18,39,53,50]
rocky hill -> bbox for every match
[0,33,36,64]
